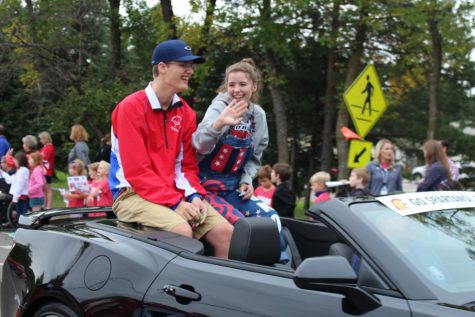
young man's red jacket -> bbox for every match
[109,84,205,208]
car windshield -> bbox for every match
[358,205,475,294]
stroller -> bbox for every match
[0,171,19,228]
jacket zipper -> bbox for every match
[164,112,169,149]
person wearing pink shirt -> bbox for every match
[253,165,275,207]
[310,171,331,204]
[39,131,55,209]
[87,161,113,207]
[28,152,46,212]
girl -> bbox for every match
[9,152,30,216]
[417,139,451,192]
[64,159,88,207]
[365,139,403,196]
[39,131,55,209]
[254,165,275,207]
[192,58,287,261]
[86,162,99,206]
[87,161,112,207]
[28,152,46,212]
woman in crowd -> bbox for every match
[417,139,451,191]
[39,131,55,209]
[366,139,403,196]
[68,124,90,166]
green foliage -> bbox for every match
[0,0,474,197]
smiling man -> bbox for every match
[109,39,233,258]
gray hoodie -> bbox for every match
[192,93,269,186]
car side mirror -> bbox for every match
[293,256,381,315]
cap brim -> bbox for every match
[174,55,206,64]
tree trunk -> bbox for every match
[196,0,217,56]
[161,0,177,39]
[426,11,441,140]
[335,0,368,179]
[109,0,121,78]
[261,0,289,163]
[321,0,340,172]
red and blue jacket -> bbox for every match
[109,83,205,208]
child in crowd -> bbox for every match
[28,152,46,212]
[10,152,30,216]
[254,165,275,207]
[271,163,296,218]
[310,171,331,204]
[87,161,112,207]
[64,159,88,208]
[348,168,370,197]
[86,162,99,206]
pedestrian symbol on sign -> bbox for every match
[361,75,374,116]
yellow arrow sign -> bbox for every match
[347,139,373,169]
[344,64,387,138]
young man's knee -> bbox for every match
[170,222,193,237]
[208,222,233,243]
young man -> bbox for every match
[271,163,296,218]
[109,39,233,258]
[348,168,370,197]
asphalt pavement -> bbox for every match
[0,228,13,275]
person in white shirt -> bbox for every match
[9,152,30,216]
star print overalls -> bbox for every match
[198,112,287,261]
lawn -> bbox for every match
[51,171,69,208]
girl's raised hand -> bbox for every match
[212,99,248,131]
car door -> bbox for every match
[142,254,412,317]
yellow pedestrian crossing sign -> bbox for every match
[344,64,387,138]
[348,139,373,169]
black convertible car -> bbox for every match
[2,191,475,316]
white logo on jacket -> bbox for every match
[170,115,183,132]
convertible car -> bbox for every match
[2,191,475,316]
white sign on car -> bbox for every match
[376,191,475,216]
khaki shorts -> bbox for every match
[112,188,227,240]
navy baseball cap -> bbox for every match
[151,39,205,65]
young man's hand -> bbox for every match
[190,196,208,227]
[175,200,205,227]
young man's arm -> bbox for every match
[176,106,206,201]
[113,102,182,207]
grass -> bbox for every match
[51,171,69,208]
[294,198,306,219]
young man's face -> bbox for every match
[160,61,195,92]
[349,171,361,188]
[310,181,324,193]
[270,170,278,184]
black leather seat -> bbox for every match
[329,242,360,273]
[229,218,281,266]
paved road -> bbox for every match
[0,228,14,316]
